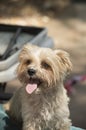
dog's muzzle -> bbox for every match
[28,68,36,77]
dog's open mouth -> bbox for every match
[26,78,42,94]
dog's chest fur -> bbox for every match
[8,86,70,130]
[20,87,70,130]
[22,89,56,122]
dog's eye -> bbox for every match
[25,60,31,65]
[41,61,51,69]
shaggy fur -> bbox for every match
[4,44,72,130]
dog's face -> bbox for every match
[17,44,72,94]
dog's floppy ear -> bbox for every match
[19,45,30,62]
[19,44,39,62]
[54,50,72,74]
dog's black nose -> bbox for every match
[28,68,36,76]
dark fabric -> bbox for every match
[0,104,21,130]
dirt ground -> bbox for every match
[0,1,86,129]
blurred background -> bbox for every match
[0,0,86,129]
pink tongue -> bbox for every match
[26,84,37,94]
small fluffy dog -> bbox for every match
[4,44,72,130]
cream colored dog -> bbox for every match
[4,44,72,130]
